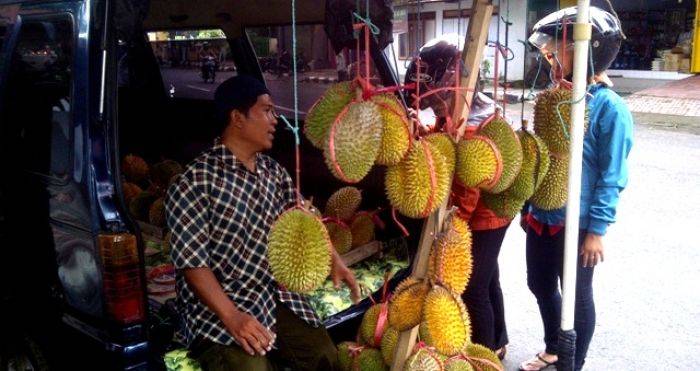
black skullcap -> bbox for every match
[214,74,271,126]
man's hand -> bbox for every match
[182,268,274,356]
[580,233,604,268]
[330,249,360,303]
[222,310,275,356]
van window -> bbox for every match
[0,5,20,70]
[0,15,74,179]
[147,29,236,99]
[246,25,379,120]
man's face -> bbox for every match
[541,41,574,78]
[234,94,278,151]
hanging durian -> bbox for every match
[478,117,523,194]
[267,208,332,292]
[324,100,383,183]
[305,81,355,149]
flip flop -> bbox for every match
[495,346,507,360]
[518,353,556,371]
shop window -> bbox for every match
[0,15,74,179]
[396,12,436,59]
[146,28,236,99]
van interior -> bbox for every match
[116,0,418,353]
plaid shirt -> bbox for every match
[165,141,321,347]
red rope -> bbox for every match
[327,103,356,183]
[391,207,410,237]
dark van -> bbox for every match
[0,0,412,369]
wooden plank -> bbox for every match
[390,2,494,370]
[451,0,494,140]
[341,241,382,266]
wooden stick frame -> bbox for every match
[390,2,495,369]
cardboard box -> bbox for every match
[664,61,679,72]
[664,53,681,64]
[680,58,691,73]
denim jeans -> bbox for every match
[462,225,510,350]
[526,225,595,370]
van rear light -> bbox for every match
[98,233,145,324]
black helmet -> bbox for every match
[528,6,622,73]
[404,34,463,114]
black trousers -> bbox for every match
[461,225,510,350]
[526,226,595,371]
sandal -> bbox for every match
[518,353,557,371]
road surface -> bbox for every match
[498,116,700,370]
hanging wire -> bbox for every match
[278,0,302,204]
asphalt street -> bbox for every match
[160,68,329,116]
[497,113,700,370]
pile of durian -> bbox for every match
[323,186,380,254]
[121,154,184,254]
[336,214,504,370]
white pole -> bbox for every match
[561,0,591,333]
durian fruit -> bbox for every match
[425,132,457,175]
[385,139,451,218]
[372,93,411,166]
[506,130,551,200]
[324,101,383,183]
[324,186,362,221]
[420,286,471,356]
[480,192,526,220]
[122,154,150,183]
[151,160,183,188]
[148,197,166,227]
[464,343,503,371]
[350,212,375,248]
[389,278,430,331]
[530,154,569,211]
[338,341,357,371]
[267,208,332,292]
[381,327,400,365]
[325,220,353,254]
[455,136,503,190]
[478,118,523,194]
[533,87,590,156]
[305,81,355,149]
[428,216,473,295]
[129,191,156,221]
[356,348,388,371]
[360,304,388,347]
[403,347,443,371]
[122,182,142,205]
[443,356,475,371]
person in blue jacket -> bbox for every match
[519,7,634,371]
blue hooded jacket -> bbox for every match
[530,83,634,235]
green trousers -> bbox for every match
[190,302,339,371]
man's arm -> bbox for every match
[581,97,633,267]
[183,268,274,356]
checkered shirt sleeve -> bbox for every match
[166,173,211,270]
